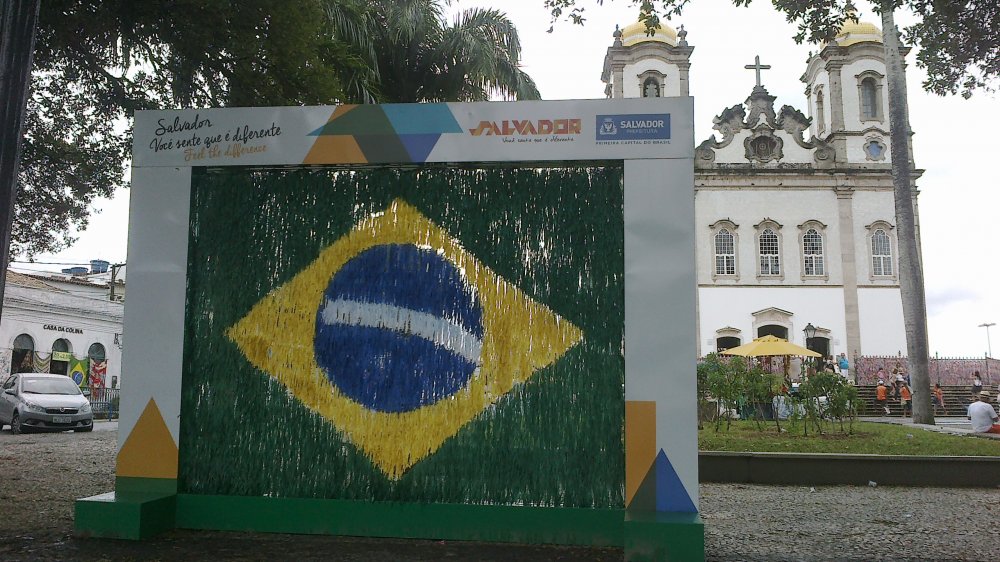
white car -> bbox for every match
[0,373,93,433]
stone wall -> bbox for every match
[854,355,1000,387]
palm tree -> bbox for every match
[879,2,932,424]
[360,0,540,103]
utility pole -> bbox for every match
[109,262,125,301]
[979,322,995,358]
[0,1,41,324]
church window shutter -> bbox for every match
[715,229,735,275]
[872,229,892,276]
[856,72,885,122]
[861,79,878,119]
[803,229,824,276]
[759,228,780,276]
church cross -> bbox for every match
[744,55,771,87]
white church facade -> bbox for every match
[603,18,917,361]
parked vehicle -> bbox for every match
[0,373,93,433]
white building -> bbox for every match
[603,18,916,360]
[1,271,124,388]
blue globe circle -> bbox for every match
[314,244,484,413]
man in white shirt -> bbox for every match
[967,391,1000,434]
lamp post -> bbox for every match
[804,323,817,373]
[979,322,995,358]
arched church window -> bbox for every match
[709,220,739,279]
[856,72,884,122]
[759,228,780,276]
[861,78,877,118]
[872,228,893,276]
[803,228,825,276]
[642,77,660,98]
[88,343,106,362]
[815,89,826,135]
[52,338,70,353]
[714,229,736,275]
[13,334,33,350]
[11,334,34,374]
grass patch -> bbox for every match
[699,421,1000,456]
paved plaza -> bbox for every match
[1,424,997,561]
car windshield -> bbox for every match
[21,377,82,395]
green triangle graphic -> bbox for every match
[311,106,396,136]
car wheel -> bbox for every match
[11,412,23,434]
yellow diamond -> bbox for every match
[227,199,583,479]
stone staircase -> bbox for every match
[855,384,995,417]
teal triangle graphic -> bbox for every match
[655,449,697,513]
[382,103,463,134]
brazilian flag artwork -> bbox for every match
[180,165,625,508]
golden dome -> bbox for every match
[834,19,882,47]
[619,20,677,47]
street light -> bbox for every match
[979,322,995,358]
[803,322,817,342]
[804,323,817,373]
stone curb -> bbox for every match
[700,451,1000,488]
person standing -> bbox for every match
[875,380,890,416]
[967,391,1000,434]
[875,367,887,385]
[931,383,945,416]
[971,372,983,398]
[899,382,912,417]
[837,353,850,380]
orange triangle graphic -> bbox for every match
[116,398,179,479]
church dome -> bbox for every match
[619,19,677,47]
[834,19,882,47]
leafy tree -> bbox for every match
[363,0,540,103]
[14,0,369,257]
[544,0,998,98]
[13,0,539,257]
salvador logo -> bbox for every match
[226,200,583,479]
[598,117,617,136]
[468,118,582,136]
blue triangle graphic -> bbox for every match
[655,449,698,513]
[398,134,441,163]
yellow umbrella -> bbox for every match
[719,335,822,358]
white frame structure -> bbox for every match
[113,99,700,522]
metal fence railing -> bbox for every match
[86,387,120,419]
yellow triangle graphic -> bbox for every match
[116,398,179,479]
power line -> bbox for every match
[10,260,108,266]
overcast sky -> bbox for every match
[19,0,998,357]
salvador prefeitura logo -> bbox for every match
[596,113,671,144]
[226,200,583,479]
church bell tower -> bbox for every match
[601,20,694,99]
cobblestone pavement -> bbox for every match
[1,425,998,560]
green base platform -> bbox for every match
[76,492,703,560]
